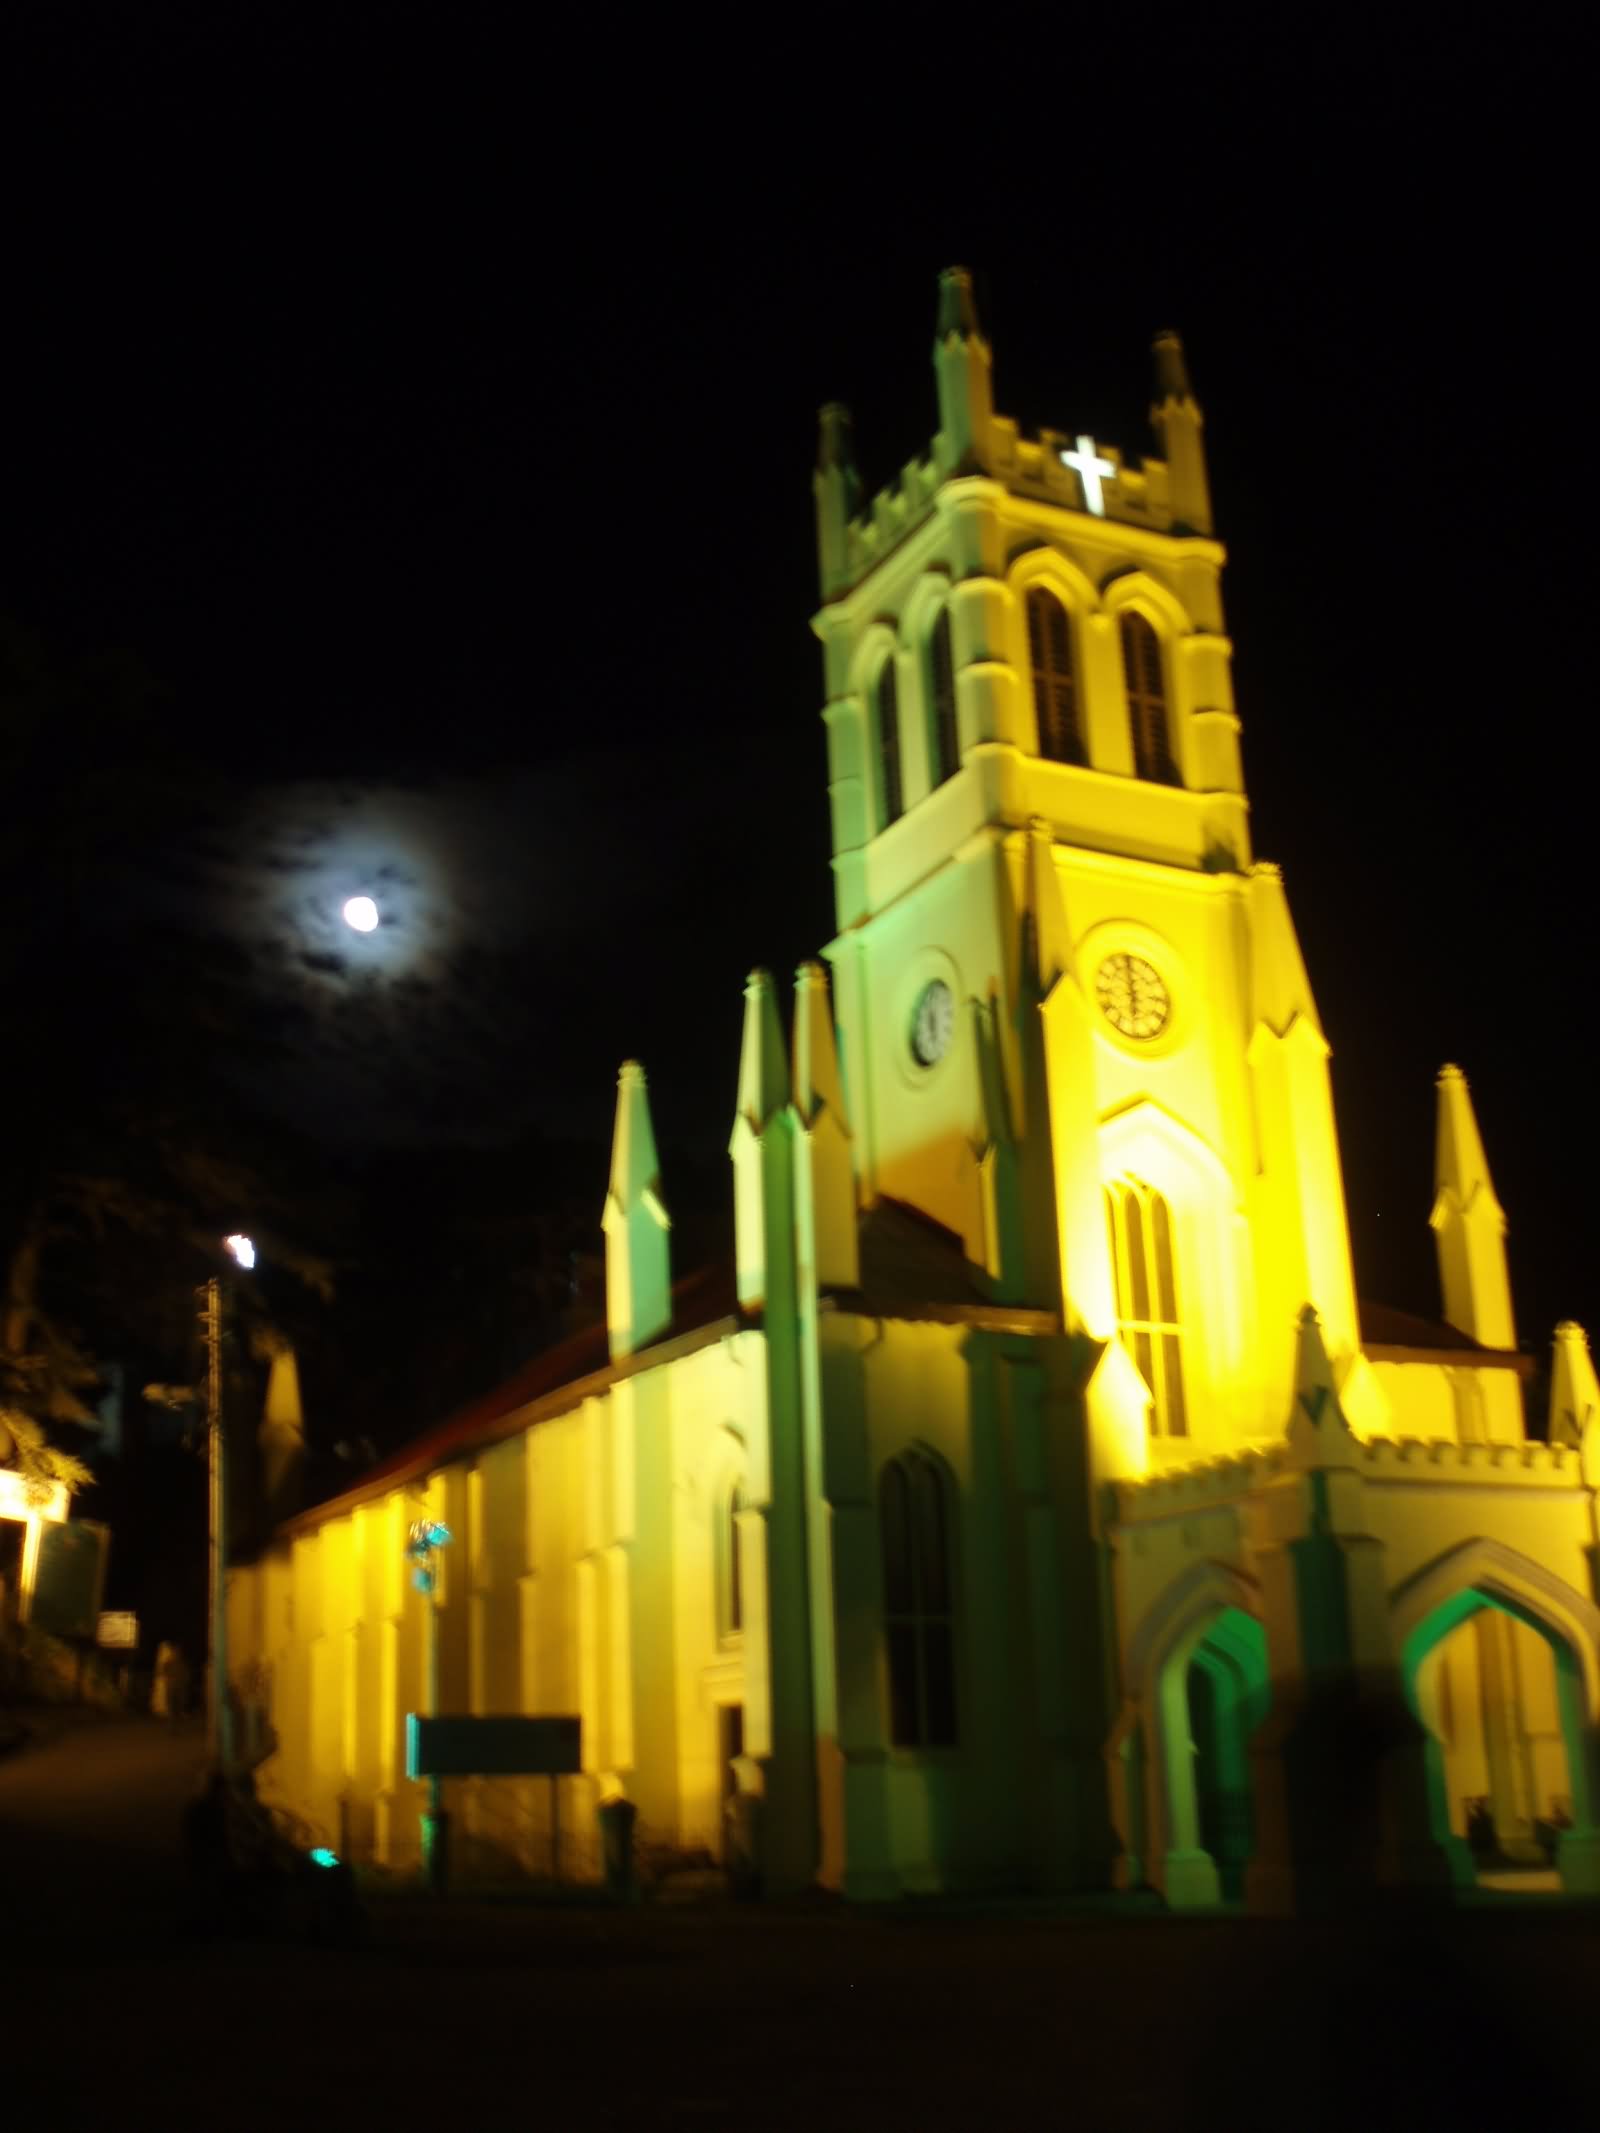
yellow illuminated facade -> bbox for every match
[230,272,1600,1911]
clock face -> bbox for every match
[910,979,955,1066]
[1095,952,1170,1040]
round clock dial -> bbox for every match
[1095,952,1170,1040]
[911,979,955,1066]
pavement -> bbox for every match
[5,1710,1600,2128]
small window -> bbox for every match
[1119,612,1177,785]
[880,1452,957,1748]
[874,655,903,829]
[1105,1178,1188,1437]
[928,608,959,786]
[1027,588,1084,765]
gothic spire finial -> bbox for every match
[936,265,982,342]
[1151,328,1195,405]
[735,967,790,1135]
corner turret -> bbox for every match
[813,403,862,602]
[731,969,794,1310]
[791,962,858,1290]
[932,266,994,479]
[602,1060,672,1361]
[1431,1064,1514,1351]
[1148,330,1212,537]
[1549,1322,1600,1451]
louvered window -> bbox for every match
[1120,612,1177,784]
[875,656,903,829]
[1027,588,1085,764]
[929,608,959,786]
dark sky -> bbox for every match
[4,10,1594,1360]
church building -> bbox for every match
[229,271,1600,1913]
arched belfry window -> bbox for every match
[880,1452,957,1748]
[1119,612,1177,785]
[873,655,903,830]
[928,608,959,787]
[1026,587,1084,765]
[1105,1178,1188,1437]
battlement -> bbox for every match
[1114,1444,1286,1521]
[815,274,1214,604]
[1355,1435,1581,1485]
[831,416,1191,599]
[1114,1432,1582,1525]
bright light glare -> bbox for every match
[225,1234,257,1270]
[342,895,380,933]
[309,1847,339,1869]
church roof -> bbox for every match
[1358,1297,1532,1376]
[274,1200,1057,1544]
[275,1258,741,1540]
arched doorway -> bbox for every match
[1186,1609,1268,1899]
[1401,1580,1600,1895]
[1152,1601,1268,1908]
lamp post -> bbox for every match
[203,1233,255,1773]
[407,1516,452,1892]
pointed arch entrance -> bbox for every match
[1110,1562,1269,1908]
[1393,1540,1600,1895]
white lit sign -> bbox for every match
[1059,434,1116,516]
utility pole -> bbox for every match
[201,1276,233,1773]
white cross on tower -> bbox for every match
[1059,434,1116,517]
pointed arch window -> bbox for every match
[1105,1178,1188,1437]
[880,1452,957,1748]
[928,607,960,787]
[1120,612,1177,785]
[1027,587,1085,765]
[873,654,903,830]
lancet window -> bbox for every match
[928,608,960,787]
[874,655,903,829]
[880,1451,957,1749]
[1120,612,1177,784]
[1105,1178,1188,1437]
[1026,587,1085,765]
[718,1479,745,1638]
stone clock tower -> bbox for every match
[813,269,1359,1448]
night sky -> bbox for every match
[4,11,1593,1392]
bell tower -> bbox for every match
[813,271,1357,1444]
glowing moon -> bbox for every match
[342,895,380,934]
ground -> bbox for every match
[3,1709,1597,2128]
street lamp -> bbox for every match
[202,1232,255,1773]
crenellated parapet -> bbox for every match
[1113,1444,1287,1522]
[1113,1430,1584,1527]
[815,269,1215,606]
[1354,1434,1581,1484]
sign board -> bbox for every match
[406,1714,581,1780]
[26,1520,110,1638]
[96,1611,139,1649]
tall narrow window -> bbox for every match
[874,655,903,829]
[1027,588,1084,764]
[719,1480,745,1638]
[928,608,959,786]
[1105,1178,1188,1437]
[1120,612,1177,784]
[880,1452,957,1748]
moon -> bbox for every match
[342,895,380,934]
